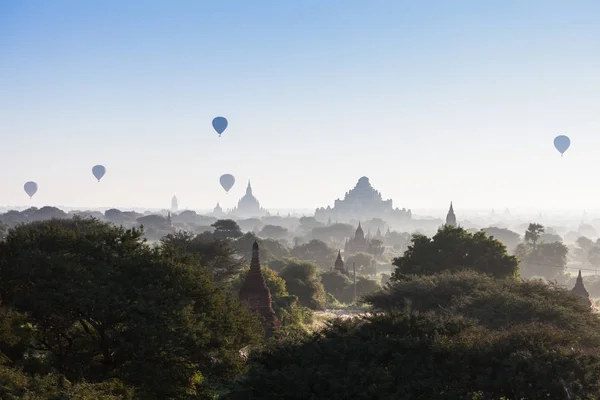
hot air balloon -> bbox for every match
[24,181,37,198]
[219,174,235,193]
[212,117,228,137]
[554,135,571,156]
[92,165,106,182]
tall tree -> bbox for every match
[524,223,544,249]
[391,225,519,281]
[279,259,326,310]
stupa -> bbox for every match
[230,181,268,218]
[571,270,592,307]
[239,241,281,336]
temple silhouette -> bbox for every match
[314,176,411,224]
[229,181,269,218]
[239,241,281,336]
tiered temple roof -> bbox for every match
[315,176,411,223]
[239,241,281,336]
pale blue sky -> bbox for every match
[1,0,599,212]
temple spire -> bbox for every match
[572,270,592,307]
[334,250,346,274]
[239,241,281,336]
[445,202,457,227]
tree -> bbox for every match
[391,225,519,281]
[480,227,520,253]
[0,366,133,399]
[259,225,288,240]
[515,241,568,281]
[228,272,600,399]
[524,223,544,249]
[311,223,355,244]
[212,219,243,239]
[233,233,290,264]
[279,259,326,310]
[383,231,411,252]
[161,230,243,285]
[574,236,595,266]
[339,276,380,305]
[320,271,351,301]
[540,232,563,243]
[290,239,336,269]
[345,252,376,275]
[366,271,596,330]
[0,217,262,399]
[367,239,385,259]
[0,221,8,241]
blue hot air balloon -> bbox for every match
[554,135,571,156]
[212,117,228,137]
[220,174,235,193]
[92,165,106,182]
[24,181,38,198]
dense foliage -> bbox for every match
[0,218,263,399]
[1,214,599,398]
[391,225,519,280]
[230,272,600,399]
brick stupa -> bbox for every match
[239,241,281,336]
[572,270,592,307]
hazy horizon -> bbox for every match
[2,1,599,210]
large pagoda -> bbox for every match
[239,241,281,336]
[314,176,411,223]
[230,181,268,218]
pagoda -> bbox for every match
[239,241,281,336]
[333,250,348,275]
[445,202,457,227]
[571,270,592,307]
[314,176,411,223]
[230,181,268,218]
[344,222,369,255]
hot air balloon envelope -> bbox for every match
[220,174,235,192]
[212,117,228,136]
[92,165,106,181]
[554,135,571,155]
[24,181,37,198]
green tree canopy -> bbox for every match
[160,230,243,284]
[367,271,598,331]
[0,217,262,399]
[228,271,600,399]
[391,225,519,281]
[524,222,544,248]
[211,219,243,239]
[290,239,336,269]
[279,259,326,310]
[480,227,520,253]
[320,271,351,301]
[259,225,288,240]
[233,233,290,264]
